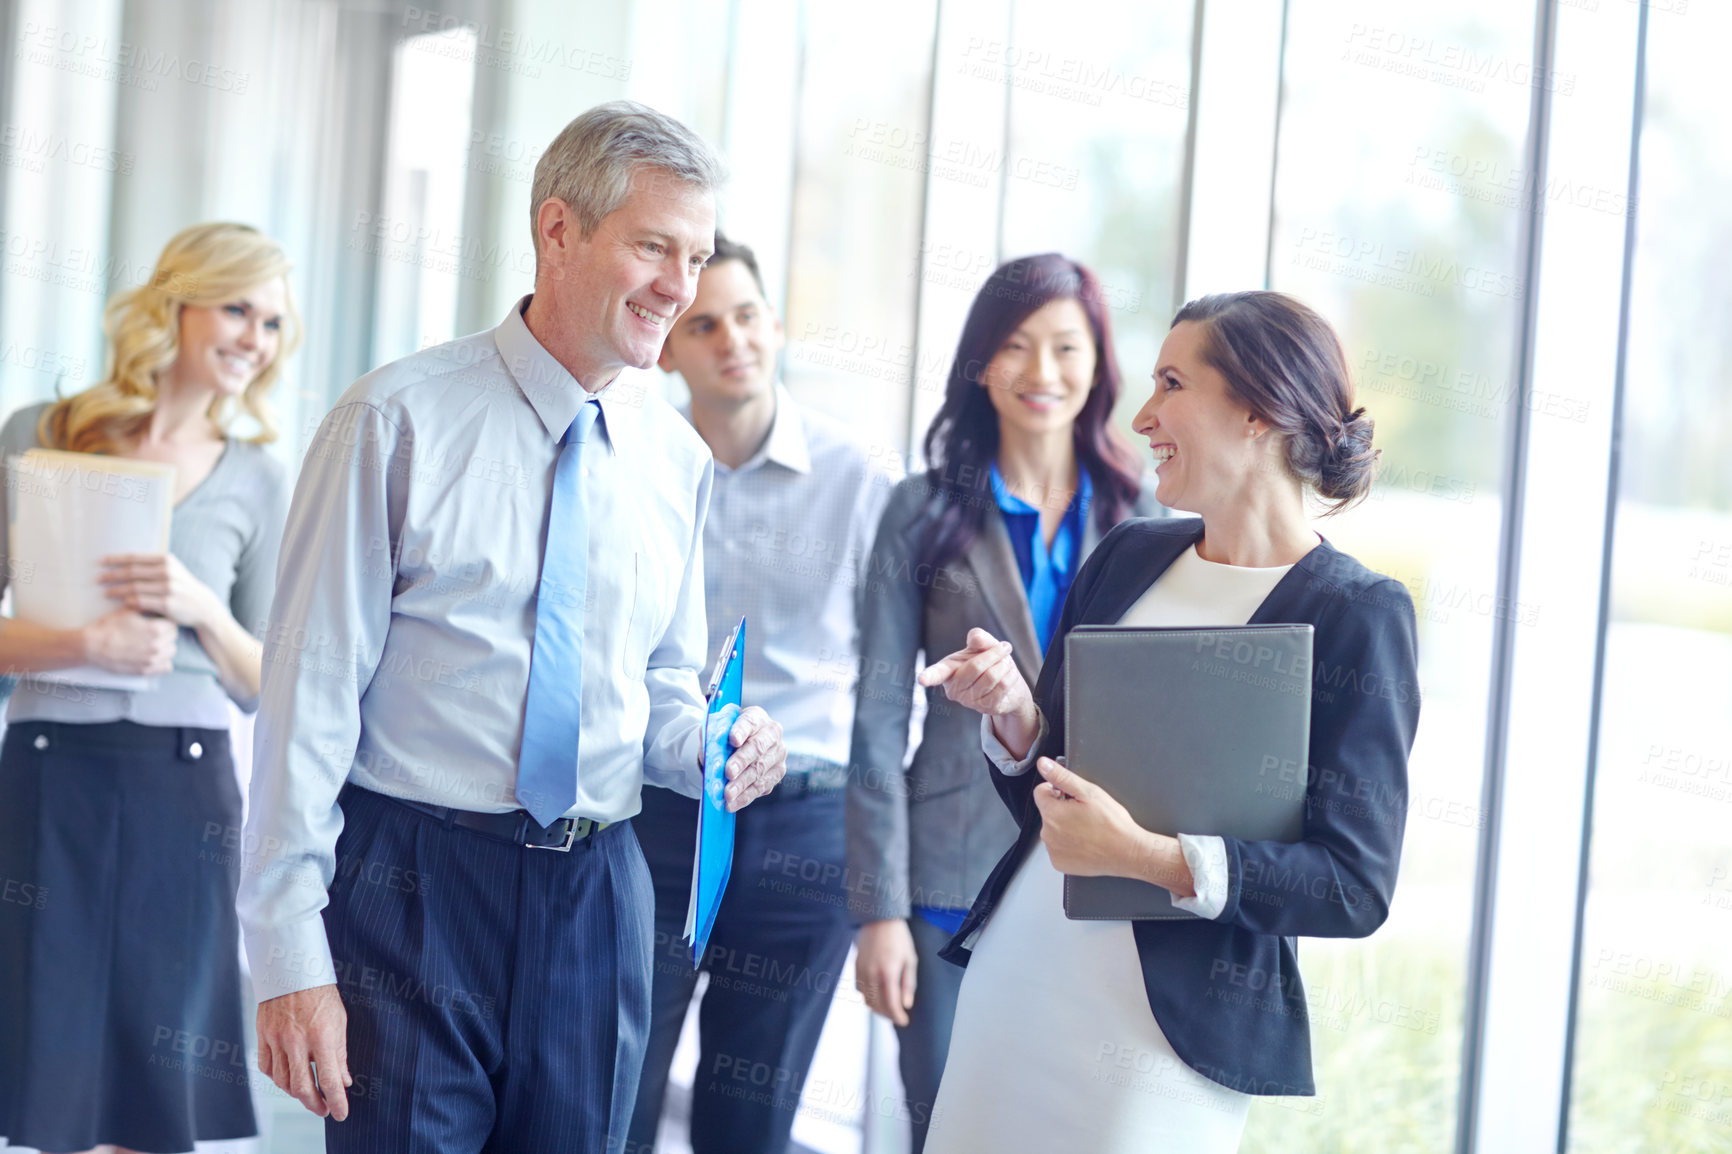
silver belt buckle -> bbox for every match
[527,817,581,852]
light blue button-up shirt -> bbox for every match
[239,297,714,998]
[683,387,891,768]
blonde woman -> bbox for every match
[0,222,299,1154]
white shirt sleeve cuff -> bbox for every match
[1171,833,1229,920]
[980,709,1047,777]
[243,916,340,1001]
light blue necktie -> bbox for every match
[516,400,600,826]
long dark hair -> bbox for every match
[919,252,1142,571]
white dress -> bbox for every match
[926,545,1294,1154]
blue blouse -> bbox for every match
[988,462,1092,655]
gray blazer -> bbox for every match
[845,470,1162,922]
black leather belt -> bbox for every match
[364,786,612,852]
[766,755,848,802]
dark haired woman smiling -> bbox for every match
[846,253,1161,1152]
[920,291,1420,1152]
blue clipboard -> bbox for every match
[683,616,744,968]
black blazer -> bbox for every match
[939,517,1421,1097]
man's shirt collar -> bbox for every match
[681,383,810,475]
[757,385,812,474]
[495,294,644,455]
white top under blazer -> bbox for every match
[928,545,1293,1154]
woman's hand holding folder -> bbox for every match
[99,551,220,628]
[1030,759,1197,898]
[81,608,178,676]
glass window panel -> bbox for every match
[997,0,1194,426]
[1566,3,1732,1149]
[625,0,731,145]
[1245,1,1538,1147]
[0,0,123,417]
[781,0,938,457]
[370,29,478,367]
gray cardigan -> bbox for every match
[0,401,287,726]
[845,469,1162,922]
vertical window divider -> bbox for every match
[1171,0,1208,308]
[1259,0,1290,292]
[1554,2,1652,1149]
[1462,0,1644,1140]
[1458,0,1557,1148]
[776,0,807,319]
[992,0,1015,266]
[900,0,946,465]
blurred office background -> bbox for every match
[0,0,1726,1151]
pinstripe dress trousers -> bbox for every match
[322,782,654,1153]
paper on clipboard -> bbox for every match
[683,616,744,968]
[7,449,176,690]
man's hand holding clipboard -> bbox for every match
[709,624,785,812]
[682,618,787,967]
[719,706,785,811]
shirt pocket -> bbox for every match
[620,550,661,680]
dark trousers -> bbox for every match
[323,783,654,1154]
[626,784,853,1154]
[897,915,967,1154]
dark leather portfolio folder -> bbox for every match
[1061,624,1313,920]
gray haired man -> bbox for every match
[238,102,787,1152]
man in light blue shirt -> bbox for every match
[626,234,891,1153]
[237,103,788,1153]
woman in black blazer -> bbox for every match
[917,291,1420,1152]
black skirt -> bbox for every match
[0,720,257,1152]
